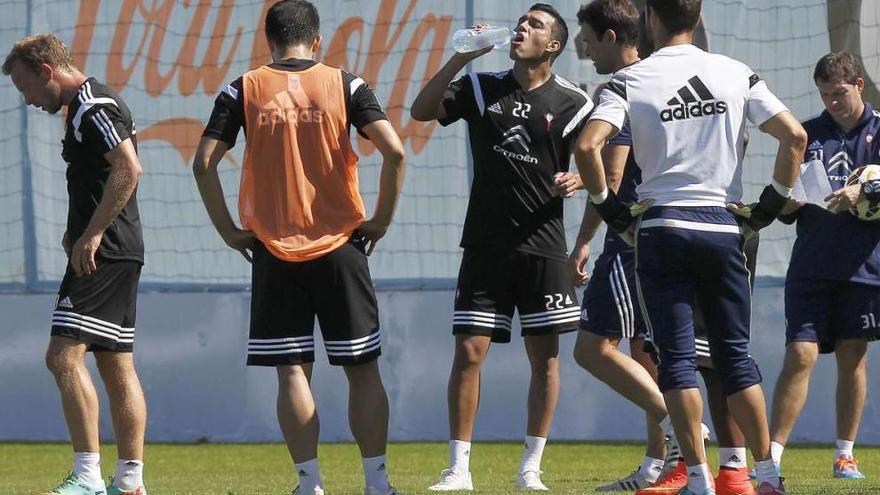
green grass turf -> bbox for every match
[1,442,878,494]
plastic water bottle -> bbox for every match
[452,26,512,54]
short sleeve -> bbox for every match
[80,104,133,155]
[342,71,389,139]
[608,118,633,147]
[561,94,594,145]
[588,73,629,133]
[202,77,244,148]
[745,72,788,126]
[439,74,477,126]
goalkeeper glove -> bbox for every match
[727,183,789,231]
[592,190,653,232]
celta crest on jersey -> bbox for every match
[495,125,538,164]
[661,75,728,122]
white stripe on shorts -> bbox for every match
[52,311,125,342]
[248,336,315,354]
[453,310,513,330]
[325,332,381,356]
[519,307,581,328]
[610,255,635,338]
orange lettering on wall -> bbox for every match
[70,0,101,71]
[71,0,453,160]
[248,1,274,70]
[106,0,174,92]
[361,0,418,87]
[177,0,243,96]
[104,0,241,95]
[386,13,451,154]
[323,17,365,73]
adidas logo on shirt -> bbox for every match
[661,76,727,122]
[488,102,503,114]
[57,296,73,309]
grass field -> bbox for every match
[1,442,878,494]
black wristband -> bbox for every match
[747,184,789,231]
[592,190,633,233]
[864,180,880,203]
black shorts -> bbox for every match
[691,234,759,369]
[247,236,380,367]
[452,248,580,343]
[51,260,142,352]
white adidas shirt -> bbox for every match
[590,44,788,207]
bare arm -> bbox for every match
[410,49,490,122]
[730,110,808,233]
[569,143,629,285]
[192,136,255,261]
[575,144,629,243]
[760,110,808,188]
[574,120,618,196]
[357,119,407,254]
[70,139,142,275]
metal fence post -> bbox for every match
[20,0,39,289]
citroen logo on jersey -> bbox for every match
[494,125,539,164]
[826,150,853,181]
[660,76,728,122]
[502,125,531,152]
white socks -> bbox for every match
[836,439,855,459]
[685,463,712,493]
[755,459,781,488]
[363,455,390,492]
[450,440,471,474]
[658,415,675,438]
[114,459,144,490]
[519,436,547,474]
[719,448,747,469]
[295,458,324,492]
[639,456,665,482]
[73,452,102,486]
[770,441,785,466]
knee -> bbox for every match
[45,348,76,377]
[573,336,611,372]
[343,360,382,385]
[453,340,488,372]
[835,339,866,359]
[657,357,699,392]
[835,340,867,371]
[784,343,819,373]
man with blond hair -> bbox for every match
[4,34,148,495]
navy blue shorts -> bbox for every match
[635,206,761,396]
[785,279,880,353]
[580,249,647,340]
[453,248,580,343]
[692,235,759,368]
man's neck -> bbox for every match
[611,46,640,72]
[272,45,314,63]
[834,103,866,133]
[60,70,88,107]
[512,59,553,91]
[655,31,694,51]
